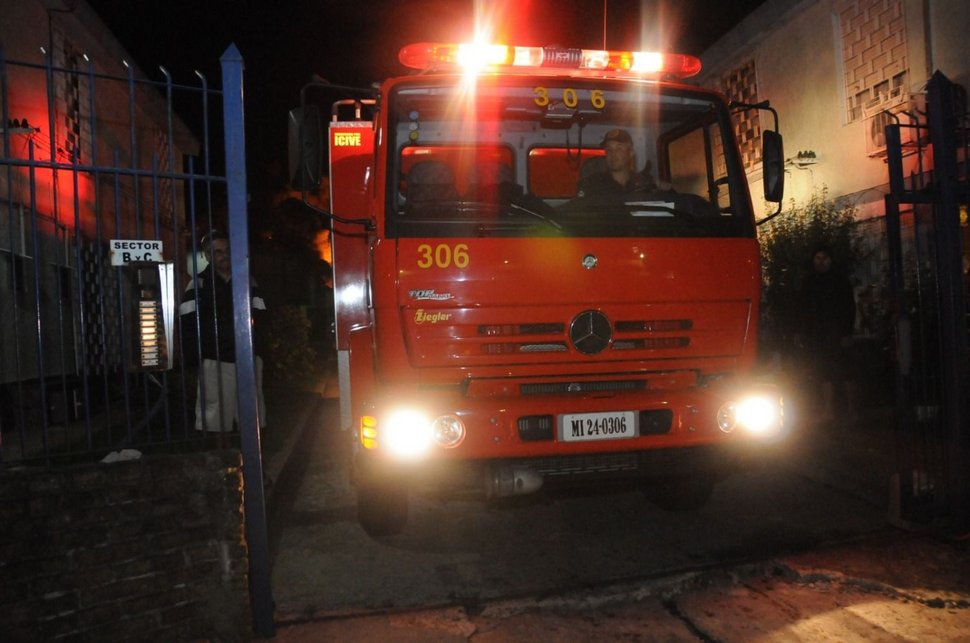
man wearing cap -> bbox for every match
[577,128,657,200]
[180,230,268,433]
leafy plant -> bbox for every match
[758,188,863,345]
[262,304,321,386]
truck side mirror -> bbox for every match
[762,129,784,203]
[288,105,324,190]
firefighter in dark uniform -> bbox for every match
[577,128,657,200]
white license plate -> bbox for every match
[559,411,637,442]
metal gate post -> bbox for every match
[926,71,970,535]
[220,44,275,638]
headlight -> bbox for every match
[717,392,784,437]
[361,410,467,457]
[383,409,432,457]
[736,394,783,436]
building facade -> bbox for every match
[698,0,969,339]
[1,0,197,388]
[700,0,968,216]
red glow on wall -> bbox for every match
[5,101,97,234]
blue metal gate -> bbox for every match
[884,71,970,537]
[0,43,273,635]
[1,45,226,461]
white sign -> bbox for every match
[110,239,163,266]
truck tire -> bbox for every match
[641,475,715,512]
[357,479,409,537]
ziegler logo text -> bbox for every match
[414,309,451,324]
[333,132,361,146]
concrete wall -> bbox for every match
[0,451,250,642]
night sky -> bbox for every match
[83,0,765,196]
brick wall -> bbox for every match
[0,451,250,641]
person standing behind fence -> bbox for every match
[798,245,858,423]
[180,230,267,432]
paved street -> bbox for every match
[257,379,970,641]
[268,397,894,618]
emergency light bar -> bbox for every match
[399,42,702,78]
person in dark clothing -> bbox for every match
[799,245,858,422]
[180,230,267,432]
[576,128,657,200]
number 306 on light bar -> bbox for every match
[559,411,637,442]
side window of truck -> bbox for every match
[666,124,729,211]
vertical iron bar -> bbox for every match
[158,66,176,439]
[926,72,970,535]
[185,155,204,435]
[48,58,71,445]
[125,61,141,239]
[195,70,228,440]
[113,150,132,443]
[220,43,275,638]
[27,142,50,464]
[887,124,905,197]
[125,62,152,437]
[78,55,99,446]
[71,150,93,445]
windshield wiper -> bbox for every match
[623,200,700,223]
[508,202,563,230]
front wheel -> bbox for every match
[357,478,409,537]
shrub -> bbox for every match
[262,305,320,385]
[758,188,863,348]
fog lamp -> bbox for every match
[716,405,737,433]
[431,415,466,448]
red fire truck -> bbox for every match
[291,41,787,536]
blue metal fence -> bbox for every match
[1,41,274,636]
[0,44,238,466]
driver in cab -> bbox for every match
[576,128,657,201]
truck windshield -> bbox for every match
[386,77,754,239]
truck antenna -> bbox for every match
[602,0,608,49]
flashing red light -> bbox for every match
[398,42,701,78]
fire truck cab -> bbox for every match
[291,42,787,536]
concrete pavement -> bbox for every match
[260,373,970,642]
[269,530,969,641]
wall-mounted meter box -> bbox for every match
[126,262,176,371]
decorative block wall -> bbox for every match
[839,0,909,122]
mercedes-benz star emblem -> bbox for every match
[582,254,597,269]
[569,310,612,355]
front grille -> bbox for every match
[612,337,690,351]
[517,415,554,441]
[520,380,646,395]
[506,444,716,482]
[474,316,694,356]
[615,319,693,332]
[478,322,565,336]
[518,452,642,478]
